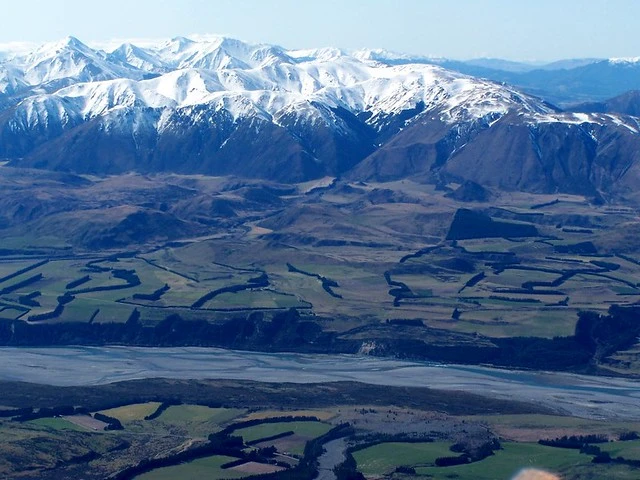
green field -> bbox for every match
[384,237,640,339]
[157,405,244,426]
[99,402,162,422]
[0,254,311,325]
[415,443,588,480]
[2,220,639,340]
[460,414,640,439]
[27,417,85,432]
[353,441,596,479]
[134,455,246,480]
[233,420,331,443]
[602,439,640,461]
[242,409,336,421]
[1,387,639,479]
[202,289,305,309]
[3,178,640,376]
[353,441,454,475]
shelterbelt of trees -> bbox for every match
[0,305,639,373]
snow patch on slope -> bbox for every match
[1,35,626,143]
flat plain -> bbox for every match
[3,174,640,375]
[2,170,640,478]
[2,386,639,480]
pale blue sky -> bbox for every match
[3,0,640,61]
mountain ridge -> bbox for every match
[1,36,640,196]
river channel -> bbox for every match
[1,346,640,420]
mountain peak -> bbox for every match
[609,57,640,65]
[288,47,346,62]
[62,35,83,46]
[47,35,90,53]
[24,35,96,64]
[162,36,196,53]
[2,35,640,195]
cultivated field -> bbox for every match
[1,378,640,479]
[135,455,245,480]
[353,441,454,475]
[3,178,640,375]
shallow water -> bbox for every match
[1,346,639,420]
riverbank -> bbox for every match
[1,346,640,420]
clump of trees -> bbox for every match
[0,260,48,284]
[70,269,140,294]
[93,412,124,430]
[18,291,41,307]
[218,415,321,436]
[12,405,78,422]
[619,431,640,441]
[446,209,539,240]
[133,284,170,301]
[114,421,354,480]
[0,274,43,295]
[191,272,269,309]
[435,455,471,467]
[27,293,75,322]
[538,434,608,449]
[441,438,501,466]
[65,275,91,290]
[144,399,181,420]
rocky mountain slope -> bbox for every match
[570,90,640,117]
[1,36,640,196]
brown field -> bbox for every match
[62,414,109,431]
[241,409,337,421]
[230,461,286,474]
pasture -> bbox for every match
[134,455,246,480]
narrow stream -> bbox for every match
[315,438,347,480]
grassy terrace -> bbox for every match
[353,441,454,475]
[1,236,637,333]
[134,455,246,480]
[233,420,331,444]
[602,439,640,461]
[232,420,332,456]
[414,443,588,479]
[99,402,162,422]
[0,380,639,479]
[2,188,640,355]
[157,405,244,425]
[353,441,592,479]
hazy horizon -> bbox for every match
[1,0,639,62]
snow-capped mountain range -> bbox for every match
[0,36,552,121]
[1,36,640,195]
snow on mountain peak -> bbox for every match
[29,36,94,60]
[609,57,640,65]
[288,47,347,63]
[0,64,26,94]
[166,36,196,50]
[1,35,562,135]
[107,42,166,73]
[154,36,197,63]
[58,36,85,49]
[0,41,38,59]
[14,35,133,86]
